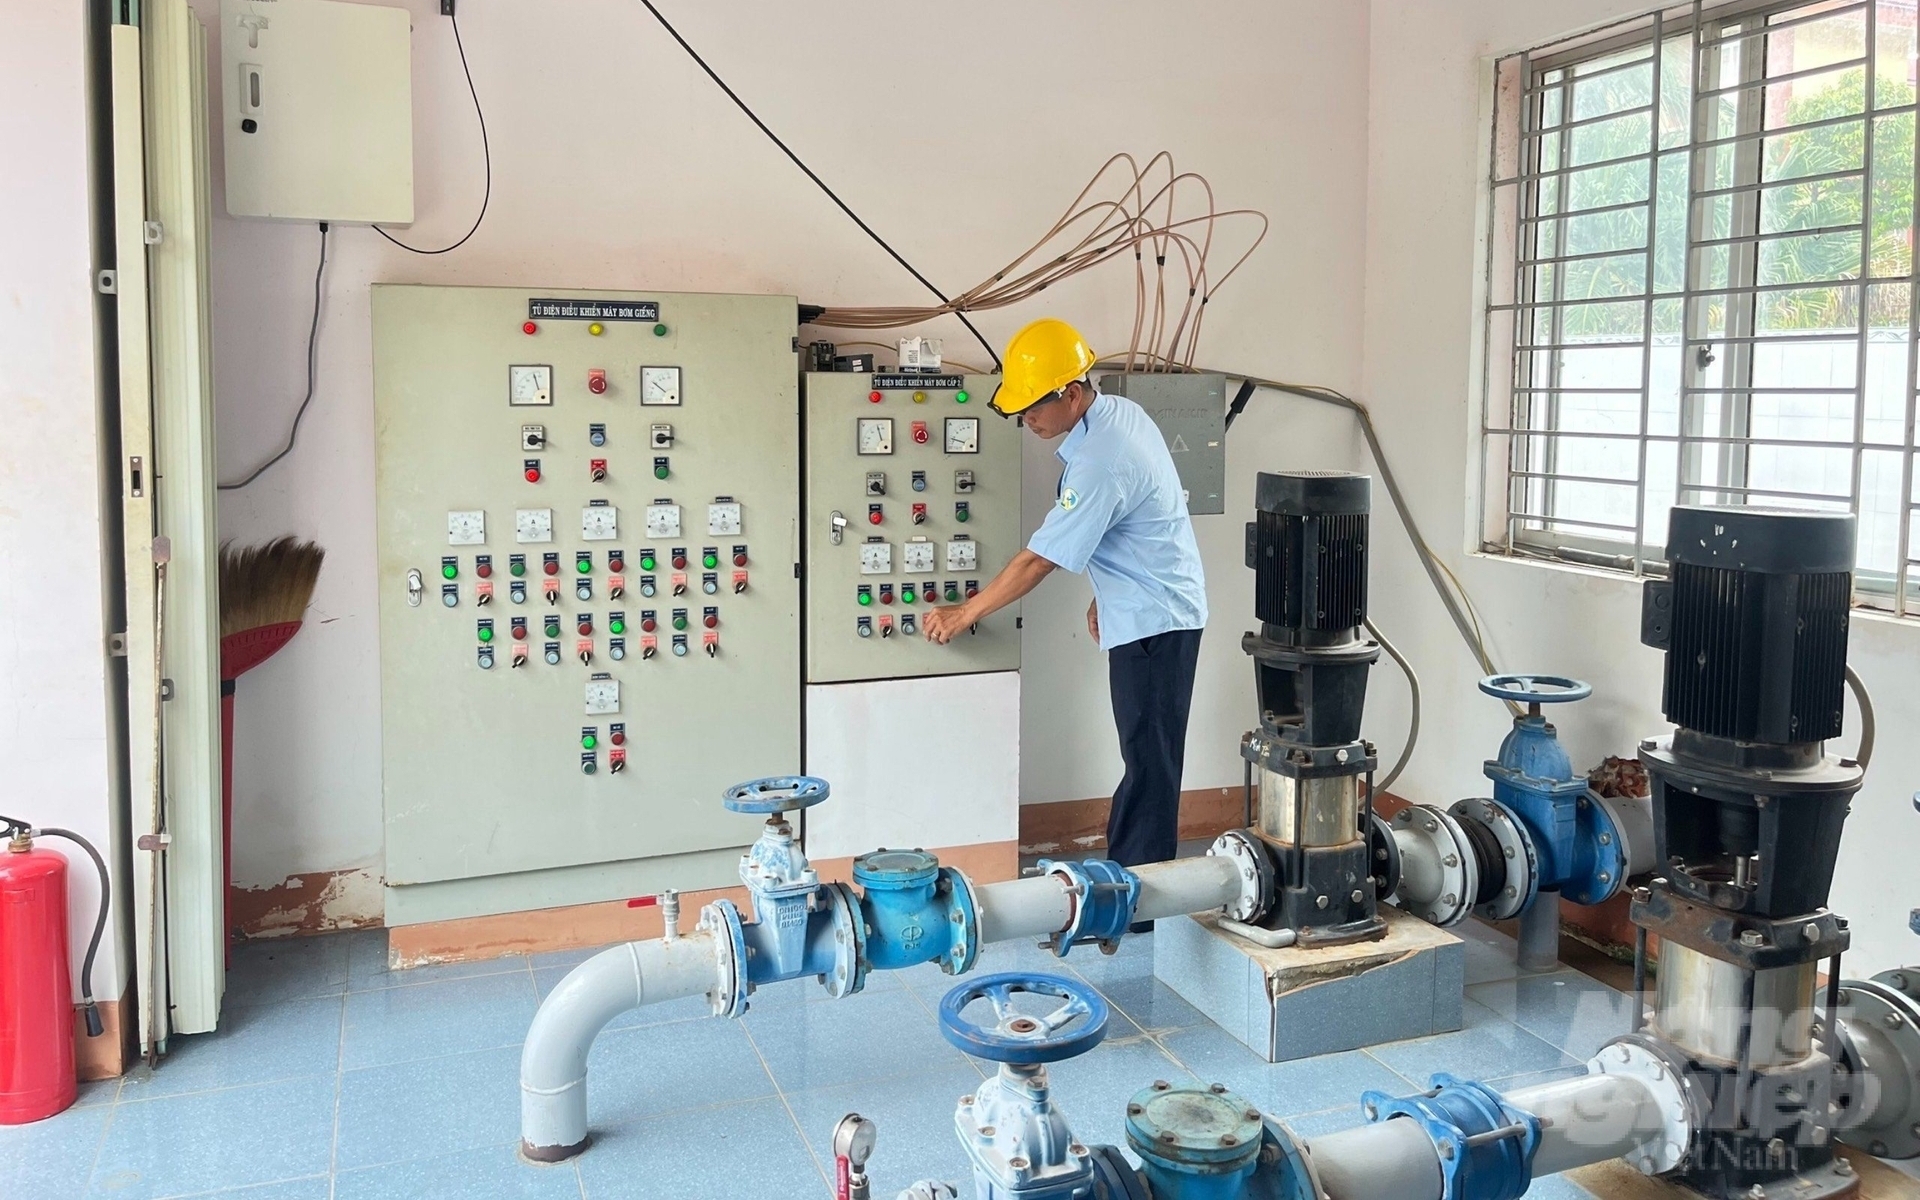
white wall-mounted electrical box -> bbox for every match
[220,0,413,224]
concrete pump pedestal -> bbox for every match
[1155,906,1464,1063]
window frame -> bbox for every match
[1480,0,1920,615]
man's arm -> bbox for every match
[922,549,1056,644]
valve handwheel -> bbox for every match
[938,972,1108,1064]
[722,775,831,815]
[1478,674,1592,715]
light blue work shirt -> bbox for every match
[1027,391,1208,650]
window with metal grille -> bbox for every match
[1482,0,1920,615]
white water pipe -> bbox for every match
[520,853,1244,1162]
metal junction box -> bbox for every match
[1099,372,1227,514]
[372,286,800,923]
[803,372,1021,683]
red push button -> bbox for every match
[641,616,657,633]
[476,562,493,579]
[611,730,626,746]
[525,466,542,483]
[672,553,688,570]
[704,612,719,629]
[911,421,929,445]
[544,559,560,576]
[868,509,883,525]
[733,551,748,567]
[578,617,594,635]
[588,369,608,395]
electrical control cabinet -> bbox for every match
[372,286,800,920]
[1099,372,1227,514]
[803,372,1021,683]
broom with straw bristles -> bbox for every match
[219,538,325,954]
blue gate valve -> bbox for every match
[725,776,830,984]
[1477,675,1627,906]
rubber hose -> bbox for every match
[0,814,110,1036]
[1845,663,1874,768]
[1365,617,1421,796]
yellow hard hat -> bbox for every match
[989,318,1097,416]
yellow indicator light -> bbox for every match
[589,322,605,336]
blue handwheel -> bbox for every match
[938,972,1109,1064]
[722,776,831,815]
[1479,674,1592,705]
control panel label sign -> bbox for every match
[871,373,964,390]
[528,298,660,322]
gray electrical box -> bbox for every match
[803,372,1021,683]
[1099,372,1227,514]
[372,286,801,924]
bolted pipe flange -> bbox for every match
[1452,797,1538,923]
[1036,858,1140,957]
[1369,810,1403,900]
[697,899,750,1018]
[1586,1035,1699,1175]
[1210,829,1276,923]
[1390,803,1478,927]
[1834,978,1920,1159]
[821,882,870,999]
[936,867,981,976]
[1358,1073,1542,1200]
[1873,966,1920,1006]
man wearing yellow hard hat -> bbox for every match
[925,319,1207,909]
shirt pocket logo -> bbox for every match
[1060,487,1079,511]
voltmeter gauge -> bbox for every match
[902,538,936,574]
[944,417,980,454]
[857,417,894,456]
[640,365,682,407]
[509,364,553,407]
[859,541,893,574]
[515,508,554,543]
[581,505,619,541]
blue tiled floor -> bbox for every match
[0,923,1631,1198]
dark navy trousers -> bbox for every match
[1104,627,1204,868]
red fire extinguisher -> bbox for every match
[0,817,109,1125]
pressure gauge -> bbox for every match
[946,538,978,572]
[584,678,621,715]
[645,503,682,539]
[581,504,619,541]
[857,417,894,456]
[640,365,682,406]
[859,541,892,575]
[902,538,936,574]
[944,417,980,455]
[515,508,554,544]
[509,364,553,407]
[447,510,486,546]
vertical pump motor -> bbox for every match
[1620,506,1865,1199]
[1230,471,1387,944]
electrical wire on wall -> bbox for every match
[810,153,1269,373]
[219,223,328,491]
[373,10,491,255]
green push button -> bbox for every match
[653,323,669,337]
[581,733,598,750]
[672,614,688,630]
[639,553,657,572]
[655,465,670,480]
[477,626,493,643]
[577,558,592,574]
[545,620,561,638]
[902,586,916,604]
[510,560,526,577]
[703,552,718,569]
[955,508,970,523]
[610,617,626,635]
[956,390,970,403]
[442,562,458,579]
[857,591,872,607]
[945,586,960,603]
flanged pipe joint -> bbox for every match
[520,777,1249,1164]
[1385,675,1653,954]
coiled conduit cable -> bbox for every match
[1844,664,1875,768]
[1365,617,1421,797]
[0,814,110,1037]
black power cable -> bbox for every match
[634,0,1000,370]
[219,223,328,491]
[374,11,491,255]
[0,816,111,1037]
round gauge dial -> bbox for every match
[641,366,682,406]
[509,365,552,406]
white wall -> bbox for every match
[1363,0,1920,976]
[201,0,1375,915]
[0,4,129,996]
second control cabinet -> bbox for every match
[804,372,1021,682]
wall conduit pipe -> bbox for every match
[519,851,1246,1163]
